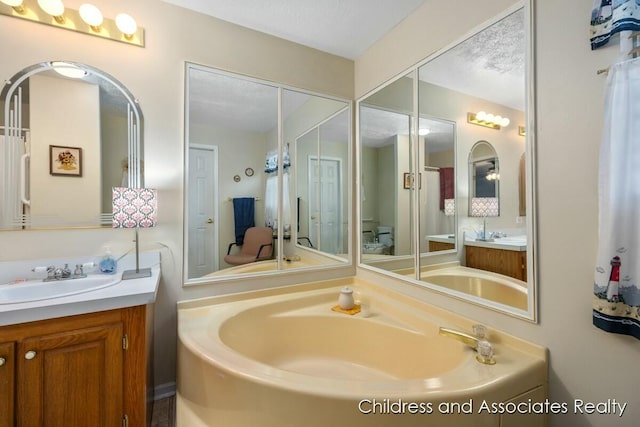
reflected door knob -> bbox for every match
[0,357,5,367]
[310,215,317,220]
[24,351,36,360]
[207,218,214,224]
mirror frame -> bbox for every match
[182,62,353,286]
[1,61,144,229]
[357,0,537,321]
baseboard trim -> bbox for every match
[154,381,176,400]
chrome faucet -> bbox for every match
[439,325,495,365]
[41,264,73,282]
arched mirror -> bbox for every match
[358,1,536,321]
[183,63,351,285]
[468,140,500,218]
[1,61,143,229]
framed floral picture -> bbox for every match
[50,145,82,177]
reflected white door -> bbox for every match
[188,145,218,278]
[309,157,342,254]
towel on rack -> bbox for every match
[439,167,454,210]
[233,197,255,245]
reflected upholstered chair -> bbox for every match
[224,226,274,265]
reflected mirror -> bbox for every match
[1,61,143,229]
[184,63,351,284]
[359,71,415,271]
[358,3,536,320]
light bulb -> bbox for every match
[115,13,137,38]
[475,111,486,122]
[79,3,103,30]
[1,0,25,13]
[37,0,65,23]
[485,114,494,123]
[500,117,510,127]
[493,115,502,125]
[418,128,430,136]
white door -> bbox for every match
[309,157,342,254]
[188,145,218,278]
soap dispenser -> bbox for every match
[99,247,117,274]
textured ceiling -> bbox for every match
[162,0,426,59]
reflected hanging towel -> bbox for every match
[233,198,255,245]
[439,167,454,210]
[590,0,640,50]
[593,58,640,340]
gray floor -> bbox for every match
[151,396,176,427]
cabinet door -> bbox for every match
[17,323,124,427]
[0,342,15,427]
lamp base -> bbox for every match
[122,267,152,280]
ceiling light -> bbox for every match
[1,0,25,14]
[79,3,102,31]
[115,13,137,38]
[37,0,65,23]
[50,61,88,79]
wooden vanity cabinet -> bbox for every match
[465,245,527,281]
[0,305,152,427]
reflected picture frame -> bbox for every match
[50,145,82,177]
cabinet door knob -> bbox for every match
[24,351,36,360]
[0,357,5,366]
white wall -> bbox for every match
[355,0,640,426]
[0,0,354,390]
[30,75,101,222]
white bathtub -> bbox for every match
[177,279,546,427]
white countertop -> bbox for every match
[425,234,455,244]
[464,237,527,252]
[0,252,161,326]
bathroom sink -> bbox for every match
[0,275,121,305]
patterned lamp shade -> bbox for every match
[112,187,157,228]
[444,198,455,216]
[470,197,499,217]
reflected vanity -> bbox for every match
[358,1,536,320]
[183,63,351,284]
[1,61,144,229]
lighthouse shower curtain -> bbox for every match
[593,58,640,340]
[590,1,640,50]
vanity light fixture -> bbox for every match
[467,111,510,130]
[0,0,145,46]
[37,0,65,23]
[0,0,25,14]
[78,3,102,32]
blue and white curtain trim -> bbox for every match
[593,58,640,340]
[591,0,640,50]
[264,147,291,174]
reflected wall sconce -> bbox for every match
[467,111,510,130]
[0,0,144,47]
[518,125,526,136]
